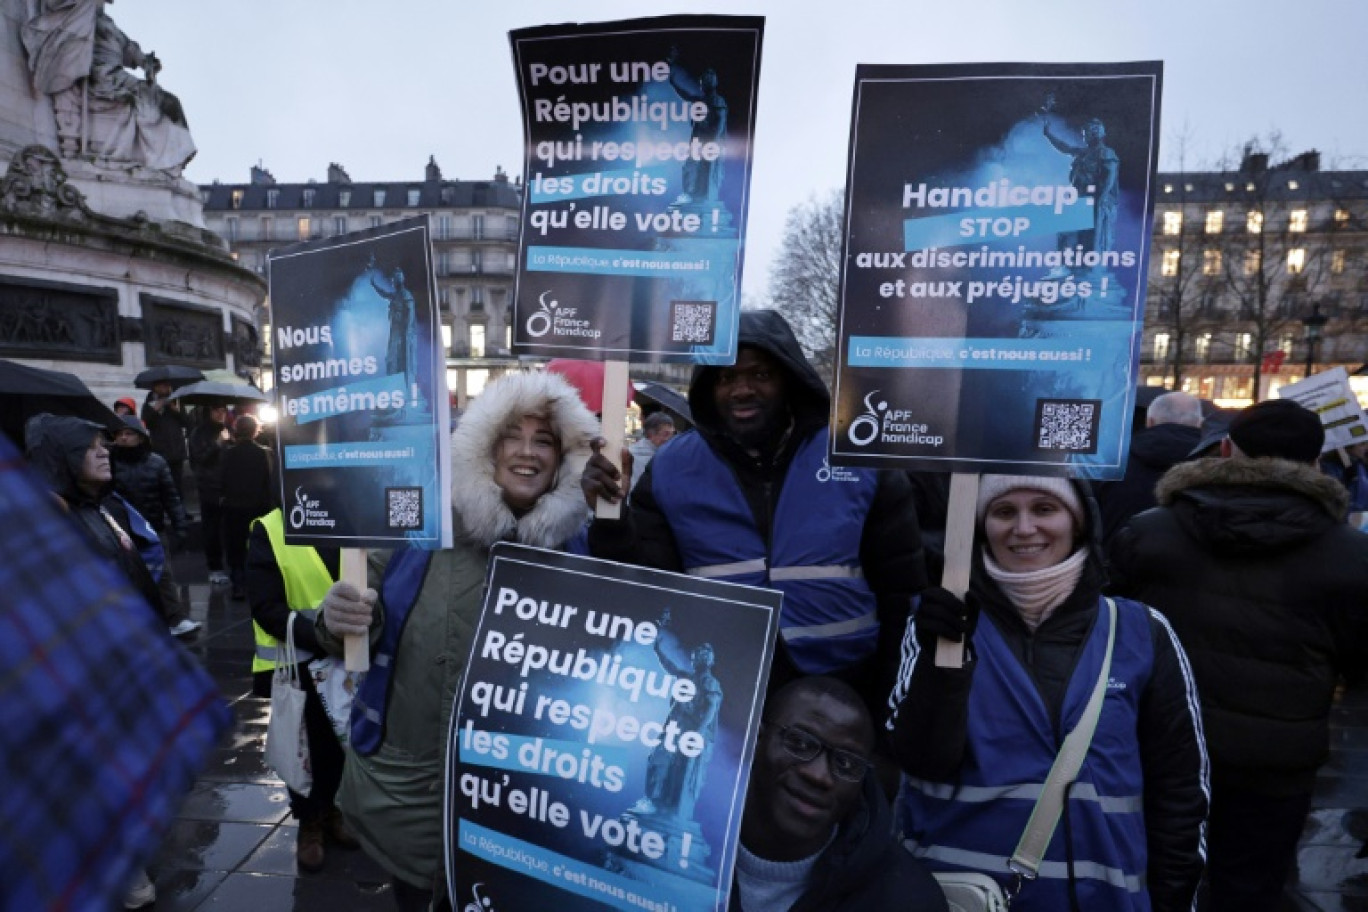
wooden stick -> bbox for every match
[596,360,631,521]
[935,472,981,668]
[341,547,369,672]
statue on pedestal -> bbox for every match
[22,0,196,175]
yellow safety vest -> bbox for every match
[250,508,335,674]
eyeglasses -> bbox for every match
[764,722,872,783]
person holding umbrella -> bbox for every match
[136,366,202,501]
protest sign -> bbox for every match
[446,544,780,912]
[1277,366,1368,451]
[268,217,452,549]
[509,15,763,363]
[831,62,1163,479]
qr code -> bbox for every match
[670,300,716,344]
[1035,399,1101,453]
[386,487,423,529]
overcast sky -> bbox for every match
[116,0,1368,302]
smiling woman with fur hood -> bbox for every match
[313,370,597,907]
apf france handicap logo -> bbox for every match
[526,291,557,337]
[847,390,887,447]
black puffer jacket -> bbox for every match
[588,310,928,713]
[111,438,189,534]
[730,773,947,912]
[24,414,165,616]
[188,415,229,499]
[141,393,189,464]
[890,480,1208,912]
[1109,456,1368,794]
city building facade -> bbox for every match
[1142,150,1368,404]
[200,159,523,406]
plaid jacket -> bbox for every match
[0,432,231,911]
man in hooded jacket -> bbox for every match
[1109,398,1368,911]
[581,309,928,719]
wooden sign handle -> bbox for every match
[595,360,631,521]
[935,472,981,668]
[341,547,370,672]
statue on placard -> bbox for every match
[630,608,722,822]
[22,0,196,174]
[1041,93,1119,256]
[667,47,727,207]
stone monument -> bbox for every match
[0,0,264,417]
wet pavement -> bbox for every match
[146,534,1368,911]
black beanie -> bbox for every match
[1227,399,1324,463]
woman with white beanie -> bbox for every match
[887,475,1209,912]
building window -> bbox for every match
[374,189,386,207]
[407,188,420,207]
[441,324,452,351]
[225,218,238,241]
[260,217,273,241]
[1247,210,1263,234]
[1287,179,1300,191]
[1335,208,1351,227]
[439,286,450,307]
[505,324,512,349]
[1333,249,1347,274]
[1287,248,1306,274]
[369,215,381,228]
[472,215,485,240]
[470,324,486,358]
[1289,209,1308,233]
[1205,210,1224,234]
[266,189,279,209]
[1161,248,1180,277]
[1244,249,1262,275]
[438,251,450,277]
[1153,332,1170,362]
[437,215,451,240]
[1195,333,1211,361]
[1162,211,1182,235]
[231,189,244,210]
[339,190,351,208]
[472,250,482,274]
[333,216,346,235]
[1235,332,1252,361]
[471,285,484,309]
[302,189,315,208]
[1202,249,1222,276]
[297,217,310,240]
[1163,184,1173,194]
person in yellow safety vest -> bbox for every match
[247,506,359,872]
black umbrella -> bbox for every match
[632,381,693,426]
[134,365,205,391]
[0,359,121,448]
[168,379,270,407]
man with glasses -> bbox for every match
[731,677,946,911]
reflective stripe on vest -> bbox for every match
[897,597,1156,910]
[904,842,1146,894]
[250,509,335,674]
[652,429,879,674]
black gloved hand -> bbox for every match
[914,586,980,647]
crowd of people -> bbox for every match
[22,308,1368,912]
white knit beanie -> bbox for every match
[975,474,1086,527]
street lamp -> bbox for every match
[1302,303,1328,376]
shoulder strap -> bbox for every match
[1009,597,1118,880]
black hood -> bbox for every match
[1130,422,1201,472]
[24,413,108,502]
[688,309,830,438]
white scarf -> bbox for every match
[983,546,1087,630]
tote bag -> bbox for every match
[264,612,312,794]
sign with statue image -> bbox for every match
[831,61,1163,479]
[446,544,780,912]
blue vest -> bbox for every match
[650,429,879,674]
[349,548,432,756]
[898,597,1155,912]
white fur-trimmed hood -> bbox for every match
[450,370,599,549]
